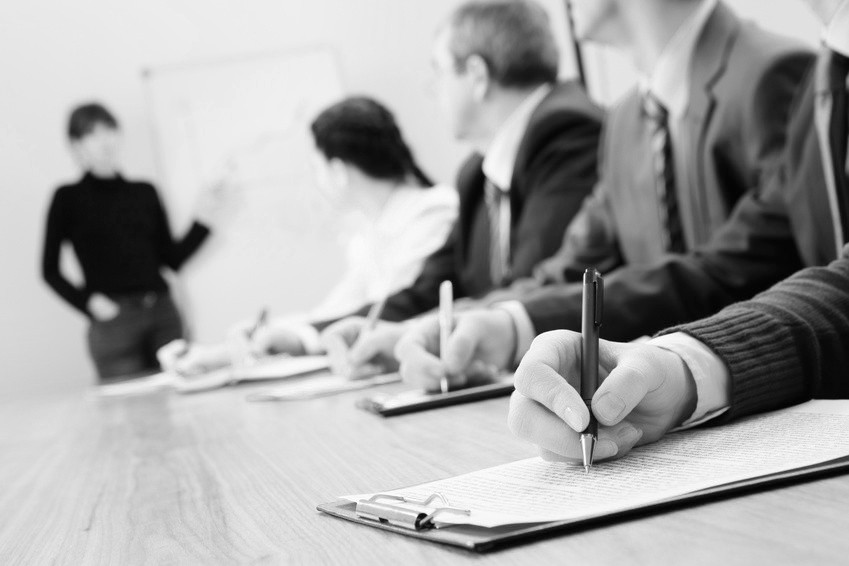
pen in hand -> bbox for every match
[344,298,387,379]
[580,268,603,473]
[242,307,269,362]
[439,280,454,394]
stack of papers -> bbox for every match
[339,401,849,528]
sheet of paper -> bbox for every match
[342,400,849,528]
[97,373,175,396]
[235,355,330,381]
[246,373,400,401]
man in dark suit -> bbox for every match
[156,0,603,373]
[395,0,813,391]
[245,0,604,362]
[507,0,849,465]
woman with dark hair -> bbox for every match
[306,96,457,319]
[42,102,224,381]
[158,96,457,375]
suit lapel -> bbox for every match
[680,3,739,244]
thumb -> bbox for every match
[348,332,384,366]
[442,317,481,376]
[592,345,653,426]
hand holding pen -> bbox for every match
[507,272,699,466]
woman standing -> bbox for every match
[42,102,222,381]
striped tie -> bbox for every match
[484,178,511,286]
[643,93,686,254]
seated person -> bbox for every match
[393,0,824,392]
[508,246,849,464]
[158,95,458,374]
[261,0,604,372]
[509,0,849,465]
[41,102,224,381]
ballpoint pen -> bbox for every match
[581,268,603,473]
[438,280,454,394]
[246,307,269,341]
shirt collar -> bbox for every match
[640,0,717,119]
[482,83,553,191]
[825,0,849,59]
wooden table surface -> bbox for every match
[1,380,848,565]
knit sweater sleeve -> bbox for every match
[661,247,849,421]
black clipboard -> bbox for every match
[317,455,849,552]
[356,376,514,416]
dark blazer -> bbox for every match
[518,9,819,340]
[313,80,603,328]
[523,63,841,341]
[530,2,814,283]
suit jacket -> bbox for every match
[518,8,817,339]
[313,80,603,329]
[529,2,814,284]
[661,71,849,421]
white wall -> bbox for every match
[0,0,577,397]
[0,0,822,398]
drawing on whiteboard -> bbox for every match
[145,48,347,340]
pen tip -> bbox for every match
[584,466,589,474]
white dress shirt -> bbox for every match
[310,184,458,320]
[482,83,553,190]
[641,0,718,130]
[285,183,458,354]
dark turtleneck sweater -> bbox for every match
[42,172,210,317]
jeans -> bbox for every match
[87,291,184,381]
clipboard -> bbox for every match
[317,454,849,552]
[355,375,514,416]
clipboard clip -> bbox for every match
[355,493,471,531]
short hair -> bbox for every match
[311,96,433,187]
[67,102,119,140]
[446,0,559,88]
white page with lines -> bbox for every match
[342,401,849,527]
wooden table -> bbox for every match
[1,380,848,565]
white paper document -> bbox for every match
[247,373,400,401]
[341,400,849,528]
[175,355,330,393]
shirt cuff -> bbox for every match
[648,332,730,429]
[493,301,536,367]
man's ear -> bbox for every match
[464,53,492,102]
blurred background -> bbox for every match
[0,0,819,397]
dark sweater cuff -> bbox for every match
[660,308,807,422]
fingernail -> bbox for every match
[595,439,618,460]
[562,407,584,431]
[617,426,643,447]
[595,392,626,423]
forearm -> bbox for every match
[42,269,90,315]
[166,221,211,270]
[668,251,849,421]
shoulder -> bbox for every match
[724,21,815,91]
[388,184,459,221]
[528,81,604,132]
[522,81,604,154]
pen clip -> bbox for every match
[594,277,603,327]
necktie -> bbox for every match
[815,46,849,255]
[484,178,511,286]
[643,93,686,254]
